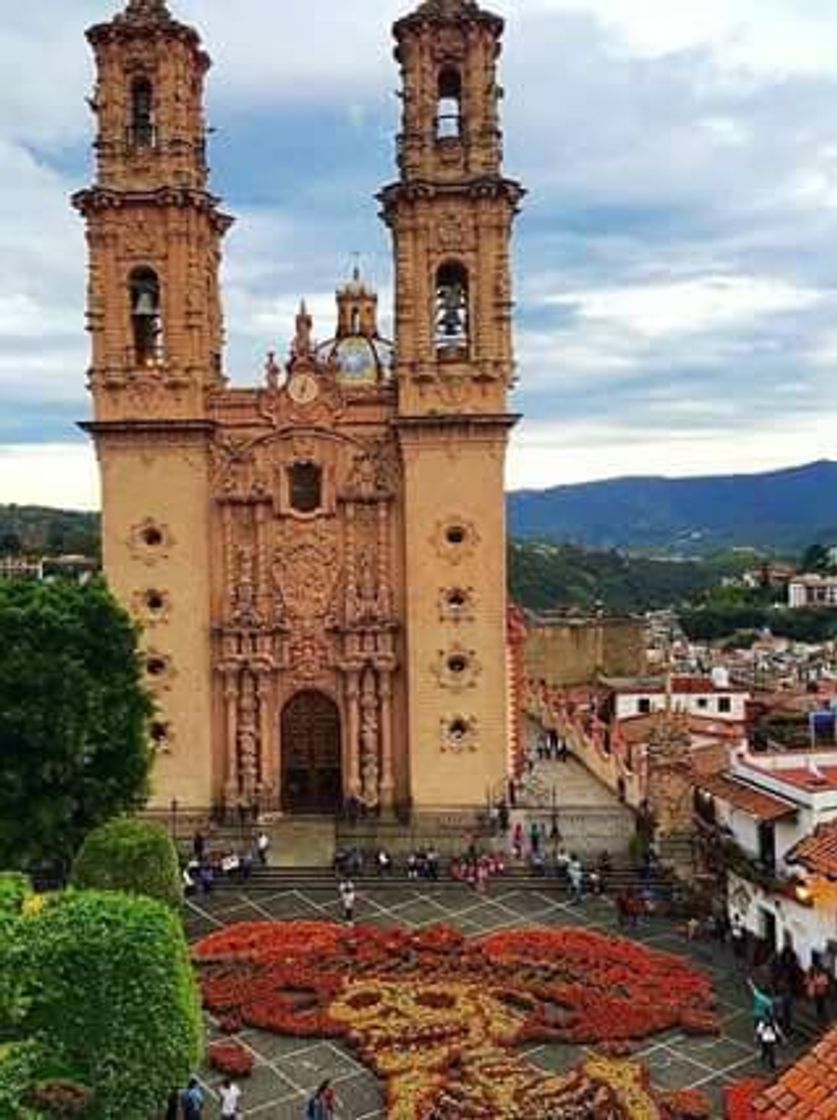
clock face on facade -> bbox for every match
[336,337,377,383]
[287,373,319,405]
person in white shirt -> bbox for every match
[218,1077,242,1120]
[256,831,270,866]
[339,879,356,923]
[756,1013,783,1070]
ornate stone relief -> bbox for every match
[431,517,480,565]
[440,714,479,754]
[438,586,476,623]
[272,521,341,623]
[231,544,263,627]
[144,648,176,692]
[128,517,174,564]
[149,718,175,754]
[285,628,331,683]
[433,644,481,692]
[131,586,172,627]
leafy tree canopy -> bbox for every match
[0,580,152,871]
[801,542,836,574]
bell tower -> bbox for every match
[73,0,231,810]
[381,0,524,806]
[73,0,232,422]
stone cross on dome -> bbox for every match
[415,0,482,14]
[123,0,172,22]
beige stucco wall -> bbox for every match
[525,620,647,688]
[400,431,509,807]
[98,434,214,809]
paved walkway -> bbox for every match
[184,881,814,1119]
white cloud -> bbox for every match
[0,444,99,509]
[545,275,825,338]
[507,415,836,490]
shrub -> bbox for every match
[22,890,202,1119]
[0,1041,43,1120]
[70,818,181,910]
[0,873,32,918]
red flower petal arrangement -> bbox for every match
[207,1039,254,1079]
[194,921,718,1119]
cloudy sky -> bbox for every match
[1,0,836,509]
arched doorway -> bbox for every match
[281,691,342,813]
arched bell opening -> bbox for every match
[129,266,162,367]
[436,66,462,140]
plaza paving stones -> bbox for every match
[186,880,811,1118]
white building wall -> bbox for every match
[615,691,747,722]
[729,872,837,971]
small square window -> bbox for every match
[718,696,732,714]
[697,697,708,710]
[637,698,651,715]
[288,462,322,514]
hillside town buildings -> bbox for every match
[697,747,837,969]
[789,573,837,608]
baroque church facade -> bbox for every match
[74,0,524,816]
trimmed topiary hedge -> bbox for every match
[22,890,202,1119]
[70,817,181,910]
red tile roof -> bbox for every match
[787,822,837,879]
[698,774,797,822]
[747,764,837,794]
[750,1025,837,1117]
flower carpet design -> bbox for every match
[194,921,719,1118]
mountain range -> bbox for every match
[507,459,837,556]
[1,459,835,560]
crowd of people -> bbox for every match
[182,829,270,896]
[166,1074,339,1119]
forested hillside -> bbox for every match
[508,540,747,614]
[0,505,100,557]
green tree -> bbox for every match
[801,542,835,573]
[0,580,152,871]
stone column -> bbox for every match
[345,669,361,796]
[379,669,395,810]
[257,671,273,809]
[223,670,239,804]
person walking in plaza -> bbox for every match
[256,829,270,866]
[219,1076,242,1120]
[180,1077,204,1120]
[512,821,523,860]
[568,854,584,904]
[306,1078,336,1119]
[497,799,509,834]
[748,977,775,1029]
[339,878,356,924]
[806,959,831,1028]
[756,1011,783,1071]
[528,819,540,856]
